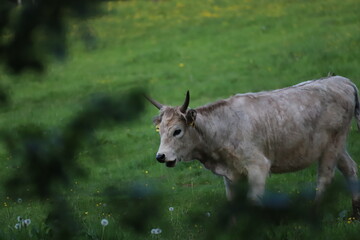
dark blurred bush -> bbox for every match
[4,90,145,198]
[105,183,165,235]
[0,0,103,74]
[187,180,358,240]
[3,90,145,239]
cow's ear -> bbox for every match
[153,115,161,125]
[185,109,197,126]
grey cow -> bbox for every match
[146,76,360,218]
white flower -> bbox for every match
[101,218,109,226]
[14,223,21,230]
[17,216,22,222]
[24,219,31,226]
[151,228,162,234]
[169,207,174,212]
[17,198,23,204]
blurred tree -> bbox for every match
[0,0,103,73]
[4,90,145,239]
[0,1,151,239]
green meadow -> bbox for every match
[1,0,360,239]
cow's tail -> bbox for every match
[353,84,360,130]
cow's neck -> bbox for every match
[191,111,233,162]
[188,113,233,179]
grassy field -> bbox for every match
[1,0,360,239]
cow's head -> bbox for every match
[146,91,198,167]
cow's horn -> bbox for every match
[144,94,163,110]
[180,90,190,113]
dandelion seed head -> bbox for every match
[24,219,31,226]
[14,223,21,230]
[17,198,23,204]
[151,228,162,234]
[169,207,174,212]
[101,218,109,226]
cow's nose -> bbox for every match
[156,153,166,163]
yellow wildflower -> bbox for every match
[200,11,219,18]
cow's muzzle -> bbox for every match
[156,153,166,163]
[165,160,176,168]
[156,153,177,167]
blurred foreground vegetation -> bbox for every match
[0,0,360,239]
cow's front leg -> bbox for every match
[246,158,271,204]
[224,177,235,201]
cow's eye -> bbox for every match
[173,129,182,137]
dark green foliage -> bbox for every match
[45,198,81,240]
[4,90,145,199]
[105,183,165,235]
[3,90,145,239]
[0,0,103,73]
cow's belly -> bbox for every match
[267,133,328,174]
[270,155,317,173]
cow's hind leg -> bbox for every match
[337,151,360,219]
[315,145,339,202]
